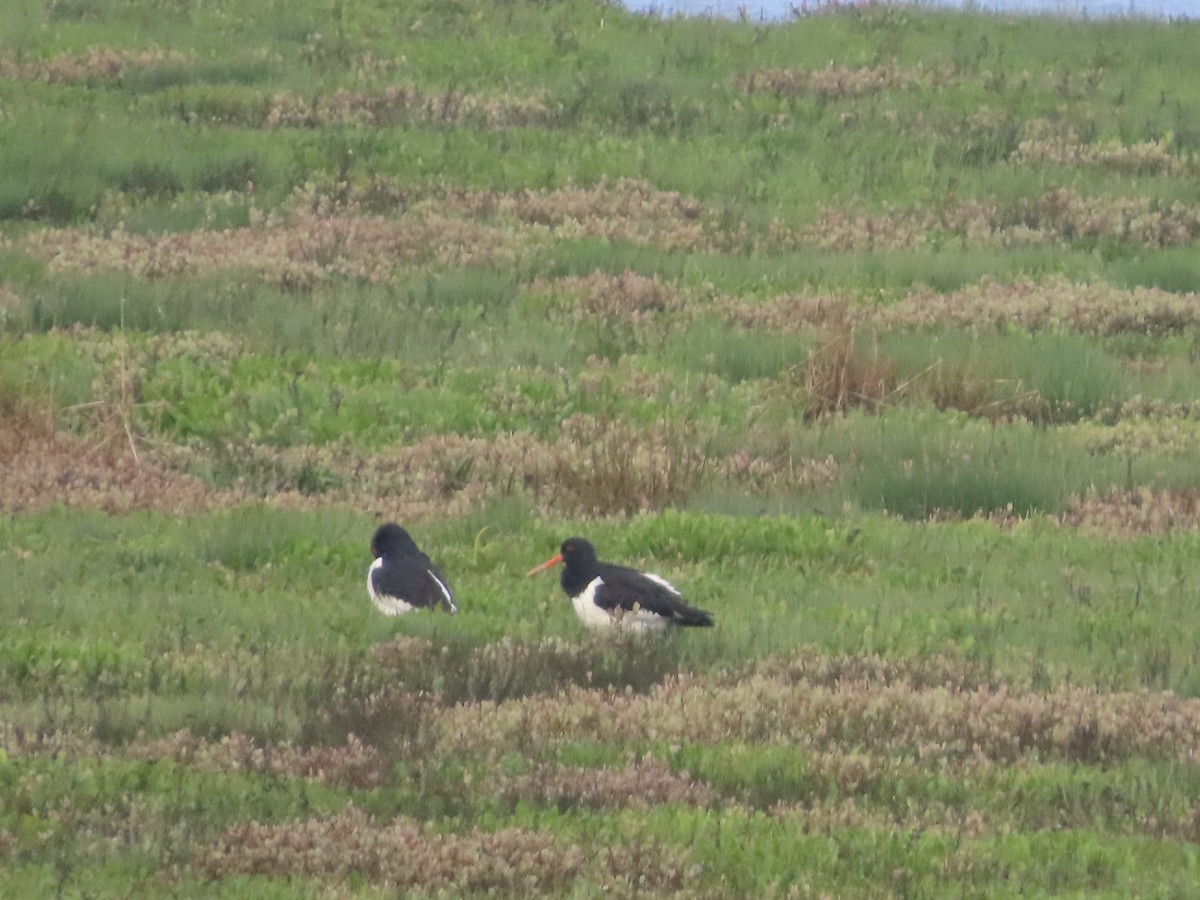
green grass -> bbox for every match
[881,330,1126,420]
[4,503,1200,890]
[6,504,1200,711]
[4,0,1200,895]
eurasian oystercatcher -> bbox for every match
[368,523,458,615]
[527,537,713,630]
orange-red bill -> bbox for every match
[526,553,563,577]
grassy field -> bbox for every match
[3,0,1200,895]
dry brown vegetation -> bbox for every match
[789,331,895,421]
[189,644,1200,842]
[436,666,1200,768]
[25,200,529,288]
[117,645,1200,887]
[1060,486,1200,534]
[531,269,697,323]
[880,277,1200,335]
[8,634,1200,893]
[260,87,555,130]
[302,641,1200,774]
[368,632,689,706]
[381,177,713,240]
[176,85,556,130]
[198,806,585,893]
[6,303,1197,527]
[769,328,1049,423]
[23,178,1200,290]
[495,757,716,810]
[734,62,955,99]
[0,723,104,760]
[129,731,384,788]
[716,276,1200,336]
[160,417,713,519]
[0,398,232,515]
[0,404,829,521]
[1075,410,1200,456]
[551,414,710,516]
[782,188,1200,252]
[196,804,696,895]
[0,47,187,83]
[1013,119,1197,176]
[23,178,724,284]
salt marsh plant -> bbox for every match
[806,408,1128,518]
[881,330,1125,422]
[4,0,1200,895]
[793,330,894,420]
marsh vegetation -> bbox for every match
[2,0,1200,894]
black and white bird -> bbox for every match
[527,537,713,630]
[367,523,458,615]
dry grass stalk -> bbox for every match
[24,203,528,287]
[0,390,55,458]
[798,331,894,421]
[23,178,727,284]
[551,415,709,515]
[917,359,1049,423]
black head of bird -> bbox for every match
[371,522,419,559]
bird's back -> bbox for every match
[369,555,457,614]
[593,563,713,627]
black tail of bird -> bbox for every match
[678,606,714,627]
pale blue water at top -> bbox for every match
[622,0,1197,20]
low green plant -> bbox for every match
[882,330,1124,422]
[4,2,1200,895]
[832,409,1117,517]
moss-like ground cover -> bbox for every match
[3,0,1200,894]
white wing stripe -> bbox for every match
[427,568,457,612]
[367,557,383,601]
[642,572,681,595]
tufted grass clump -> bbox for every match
[882,330,1124,423]
[831,409,1123,518]
[791,330,895,421]
[550,414,710,516]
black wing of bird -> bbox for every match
[593,563,713,626]
[372,555,458,613]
